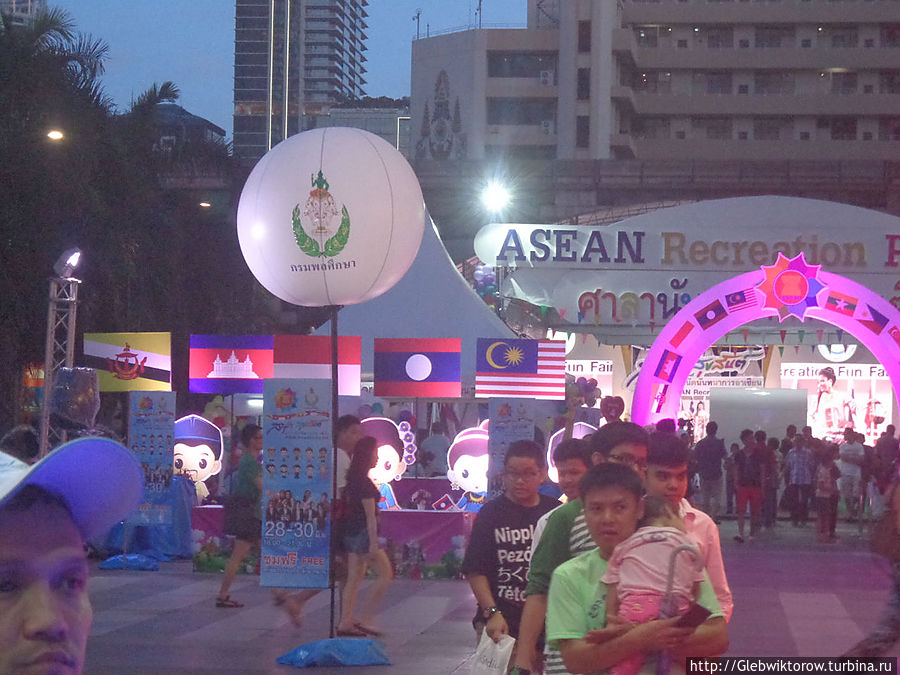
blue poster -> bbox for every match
[487,398,535,499]
[260,379,333,589]
[127,391,176,525]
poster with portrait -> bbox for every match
[487,398,535,498]
[780,362,893,445]
[260,379,333,589]
[127,391,176,525]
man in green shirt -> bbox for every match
[546,464,727,674]
[513,422,650,674]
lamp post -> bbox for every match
[39,248,82,457]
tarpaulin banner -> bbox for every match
[260,379,333,589]
[127,391,176,525]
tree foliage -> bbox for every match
[0,9,270,429]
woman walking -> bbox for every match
[337,435,393,636]
[216,424,263,608]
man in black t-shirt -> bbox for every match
[694,421,727,523]
[461,439,557,648]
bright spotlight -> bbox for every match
[47,129,64,141]
[481,181,511,213]
[199,201,212,208]
[53,247,82,278]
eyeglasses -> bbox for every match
[608,453,647,470]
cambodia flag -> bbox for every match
[189,335,273,394]
[374,338,461,398]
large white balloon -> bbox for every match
[237,128,426,307]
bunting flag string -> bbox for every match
[779,330,787,344]
[816,329,824,343]
[742,329,749,343]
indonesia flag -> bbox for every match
[273,335,361,396]
[475,339,566,400]
[374,338,461,398]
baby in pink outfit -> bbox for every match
[602,496,706,675]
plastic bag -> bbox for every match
[470,631,515,675]
[277,638,390,668]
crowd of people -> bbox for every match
[690,421,900,543]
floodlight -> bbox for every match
[47,129,64,141]
[53,247,82,278]
[481,181,511,213]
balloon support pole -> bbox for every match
[329,305,340,639]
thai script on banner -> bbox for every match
[127,391,175,525]
[487,399,535,499]
[260,379,333,590]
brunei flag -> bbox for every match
[374,338,461,398]
[83,332,171,391]
[189,335,274,394]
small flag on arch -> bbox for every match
[373,338,461,398]
[273,335,361,396]
[475,339,566,400]
[825,291,857,316]
[694,299,728,331]
[857,304,889,335]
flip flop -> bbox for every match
[336,627,368,638]
[216,595,244,608]
[354,623,383,637]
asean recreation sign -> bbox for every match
[473,196,900,331]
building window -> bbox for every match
[753,117,788,140]
[754,71,794,95]
[830,26,859,48]
[576,116,590,148]
[799,131,811,140]
[882,25,900,47]
[755,26,794,48]
[738,131,748,140]
[692,117,732,139]
[677,39,688,48]
[879,118,900,141]
[694,71,732,95]
[635,71,671,93]
[706,26,733,48]
[487,98,557,125]
[634,26,658,48]
[829,118,857,140]
[578,21,591,52]
[487,51,558,78]
[577,68,591,100]
[831,72,857,95]
[675,130,686,139]
[880,72,900,94]
[633,116,670,140]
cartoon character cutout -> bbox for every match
[174,414,223,501]
[361,417,418,511]
[445,425,490,513]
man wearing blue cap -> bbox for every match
[0,437,143,675]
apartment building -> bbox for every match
[411,0,900,162]
[233,0,369,163]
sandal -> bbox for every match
[216,595,244,608]
[336,627,368,638]
[354,622,383,637]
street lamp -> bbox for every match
[47,129,64,141]
[481,180,511,213]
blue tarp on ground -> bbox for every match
[277,638,390,668]
[99,475,195,558]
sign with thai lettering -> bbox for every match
[473,197,900,332]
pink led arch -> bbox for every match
[632,253,900,426]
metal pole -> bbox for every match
[328,304,340,638]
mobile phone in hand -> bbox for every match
[674,603,712,628]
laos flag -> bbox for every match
[373,338,461,398]
[189,335,274,394]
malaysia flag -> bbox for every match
[373,338,461,398]
[189,335,273,394]
[273,335,361,396]
[475,339,566,400]
[725,289,757,312]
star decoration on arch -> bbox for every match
[755,252,825,322]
